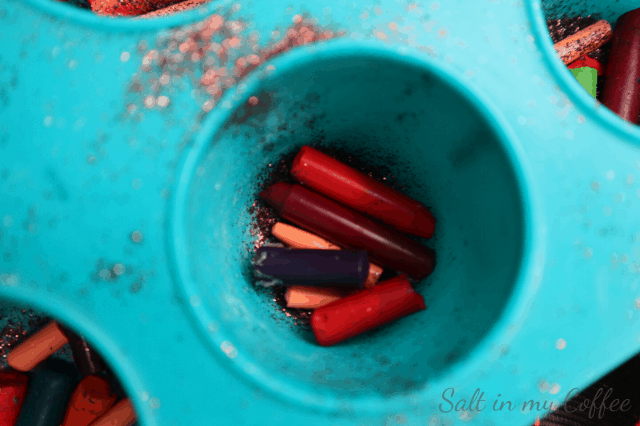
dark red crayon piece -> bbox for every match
[568,55,605,76]
[311,275,426,346]
[0,371,28,426]
[291,146,436,238]
[58,326,105,378]
[61,375,118,426]
[90,0,182,16]
[601,8,640,123]
[253,247,369,289]
[259,183,435,280]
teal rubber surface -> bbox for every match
[2,0,640,425]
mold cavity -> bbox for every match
[0,300,138,426]
[175,46,529,406]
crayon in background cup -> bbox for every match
[553,20,612,65]
[61,376,118,426]
[88,399,136,426]
[8,322,68,372]
[602,8,640,123]
[285,286,351,309]
[570,67,597,98]
[0,371,28,426]
[15,359,79,426]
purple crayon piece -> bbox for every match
[253,247,369,289]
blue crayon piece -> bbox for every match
[253,247,369,289]
[15,359,80,426]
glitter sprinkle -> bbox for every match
[131,230,143,243]
[121,52,130,62]
[555,338,566,350]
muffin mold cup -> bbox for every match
[3,0,640,425]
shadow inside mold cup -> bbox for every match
[180,47,527,400]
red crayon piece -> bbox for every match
[601,8,640,123]
[568,55,605,76]
[0,371,28,426]
[90,0,182,16]
[62,376,117,426]
[260,183,435,280]
[311,275,426,346]
[291,146,436,238]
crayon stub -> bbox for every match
[285,286,351,309]
[254,247,369,289]
[567,55,605,76]
[602,8,640,123]
[291,146,436,238]
[0,371,28,426]
[61,376,118,426]
[553,20,612,65]
[570,67,597,98]
[87,399,136,426]
[311,275,426,346]
[271,222,383,288]
[58,326,106,378]
[15,359,79,426]
[8,321,69,372]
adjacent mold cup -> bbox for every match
[171,39,540,414]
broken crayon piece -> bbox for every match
[61,376,118,426]
[554,20,612,65]
[602,8,640,123]
[568,55,605,76]
[15,359,79,426]
[272,222,383,288]
[87,399,136,426]
[254,247,369,289]
[285,286,351,309]
[0,371,28,426]
[58,326,106,377]
[570,67,597,98]
[311,275,426,346]
[8,322,68,372]
[260,183,435,280]
[291,146,436,238]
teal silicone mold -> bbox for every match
[2,0,640,425]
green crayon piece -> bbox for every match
[570,67,597,98]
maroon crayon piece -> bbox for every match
[58,326,105,378]
[311,275,426,346]
[259,183,435,280]
[291,146,436,238]
[601,8,640,123]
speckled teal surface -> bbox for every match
[2,0,640,425]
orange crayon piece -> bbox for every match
[62,376,118,426]
[8,321,68,372]
[272,222,383,288]
[553,20,612,65]
[285,286,351,309]
[88,399,136,426]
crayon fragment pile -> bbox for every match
[253,146,436,347]
[0,321,136,426]
[57,0,210,18]
[549,7,640,124]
